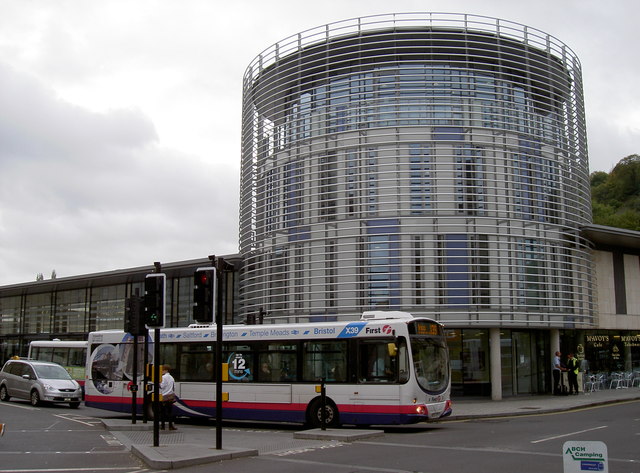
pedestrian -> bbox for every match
[566,352,579,395]
[160,365,177,430]
[552,351,564,395]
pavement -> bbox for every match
[101,387,640,470]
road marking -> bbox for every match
[54,414,102,427]
[531,425,608,444]
[0,402,39,411]
[260,456,421,472]
[271,442,345,456]
[100,434,123,447]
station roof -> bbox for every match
[0,254,242,297]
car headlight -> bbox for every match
[43,384,56,392]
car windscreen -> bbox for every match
[34,365,72,380]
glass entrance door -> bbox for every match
[513,331,532,394]
[502,330,549,396]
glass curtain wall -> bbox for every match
[239,13,593,329]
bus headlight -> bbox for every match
[416,405,427,415]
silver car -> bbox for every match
[0,359,82,408]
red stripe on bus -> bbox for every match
[86,395,424,416]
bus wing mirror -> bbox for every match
[387,343,397,357]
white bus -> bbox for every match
[28,340,88,387]
[84,311,452,427]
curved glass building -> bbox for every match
[239,13,593,330]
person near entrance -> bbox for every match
[552,351,565,395]
[566,352,579,395]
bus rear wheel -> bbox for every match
[307,397,339,429]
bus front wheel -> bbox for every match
[307,397,339,428]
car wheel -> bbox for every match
[30,390,41,407]
[0,385,10,402]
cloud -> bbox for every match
[0,0,639,285]
[0,60,238,284]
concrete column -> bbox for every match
[489,327,502,401]
[551,329,560,354]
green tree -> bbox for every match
[590,171,608,188]
[590,154,640,231]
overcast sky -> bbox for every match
[0,0,638,286]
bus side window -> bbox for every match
[36,347,54,362]
[159,344,178,381]
[302,341,347,382]
[258,344,298,382]
[258,354,275,382]
[69,348,85,367]
[53,348,68,366]
[359,341,397,383]
[178,344,213,382]
[278,353,296,381]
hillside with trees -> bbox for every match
[590,154,640,231]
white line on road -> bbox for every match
[530,425,608,444]
[0,402,39,411]
[100,434,123,447]
[260,456,423,473]
[55,414,101,427]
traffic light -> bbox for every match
[124,295,145,335]
[144,274,166,328]
[193,267,216,323]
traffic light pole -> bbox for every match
[144,264,165,448]
[131,334,138,424]
[213,257,233,450]
[215,307,223,449]
[152,328,160,447]
[124,289,145,425]
[215,270,223,450]
[143,335,149,424]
